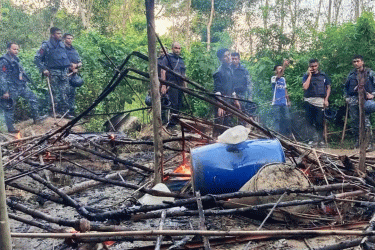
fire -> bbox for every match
[109,134,116,140]
[173,163,192,180]
[15,131,21,140]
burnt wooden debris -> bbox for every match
[3,50,375,250]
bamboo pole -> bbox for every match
[146,0,164,185]
[196,191,210,249]
[358,70,367,172]
[0,146,12,250]
[10,229,375,239]
[155,210,167,250]
[341,102,349,143]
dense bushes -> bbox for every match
[6,7,375,133]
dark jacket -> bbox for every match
[231,63,252,98]
[213,63,234,96]
[161,53,186,85]
[345,68,375,97]
[0,53,28,94]
[65,45,81,64]
[34,38,71,72]
[302,71,330,98]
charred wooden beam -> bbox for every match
[8,213,58,232]
[155,210,167,250]
[132,192,358,221]
[40,164,187,198]
[196,191,210,249]
[10,229,375,238]
[72,143,153,174]
[6,182,64,205]
[131,183,355,214]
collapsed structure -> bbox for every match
[2,51,375,250]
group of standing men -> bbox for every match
[212,47,375,147]
[0,27,82,133]
[270,55,375,148]
[212,48,253,135]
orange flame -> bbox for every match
[15,132,21,140]
[173,164,191,180]
[109,134,116,140]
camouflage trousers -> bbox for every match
[3,84,40,131]
[347,96,372,138]
[49,69,74,115]
[67,79,76,115]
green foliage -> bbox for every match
[184,42,218,118]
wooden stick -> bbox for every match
[8,213,57,232]
[315,237,375,250]
[257,192,286,230]
[46,76,57,119]
[324,119,328,144]
[312,149,329,185]
[0,146,12,250]
[10,229,375,238]
[57,170,129,196]
[155,210,167,250]
[131,183,354,215]
[73,143,152,174]
[360,210,375,247]
[341,102,349,143]
[196,191,210,249]
[133,193,353,221]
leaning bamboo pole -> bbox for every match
[10,229,375,239]
[0,146,12,250]
[145,0,164,185]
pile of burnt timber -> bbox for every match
[3,52,375,250]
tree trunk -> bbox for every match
[207,0,215,51]
[77,0,88,28]
[145,0,164,184]
[354,0,360,20]
[288,0,299,47]
[186,0,191,51]
[334,0,343,24]
[262,0,269,29]
[315,0,323,28]
[328,0,332,24]
[278,0,285,52]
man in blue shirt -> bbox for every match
[302,59,331,145]
[271,60,290,136]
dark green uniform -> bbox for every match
[0,53,41,132]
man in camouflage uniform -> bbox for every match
[0,42,45,133]
[34,27,73,118]
[345,55,375,147]
[64,33,82,117]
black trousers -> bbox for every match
[305,101,324,140]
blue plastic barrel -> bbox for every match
[191,139,285,195]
